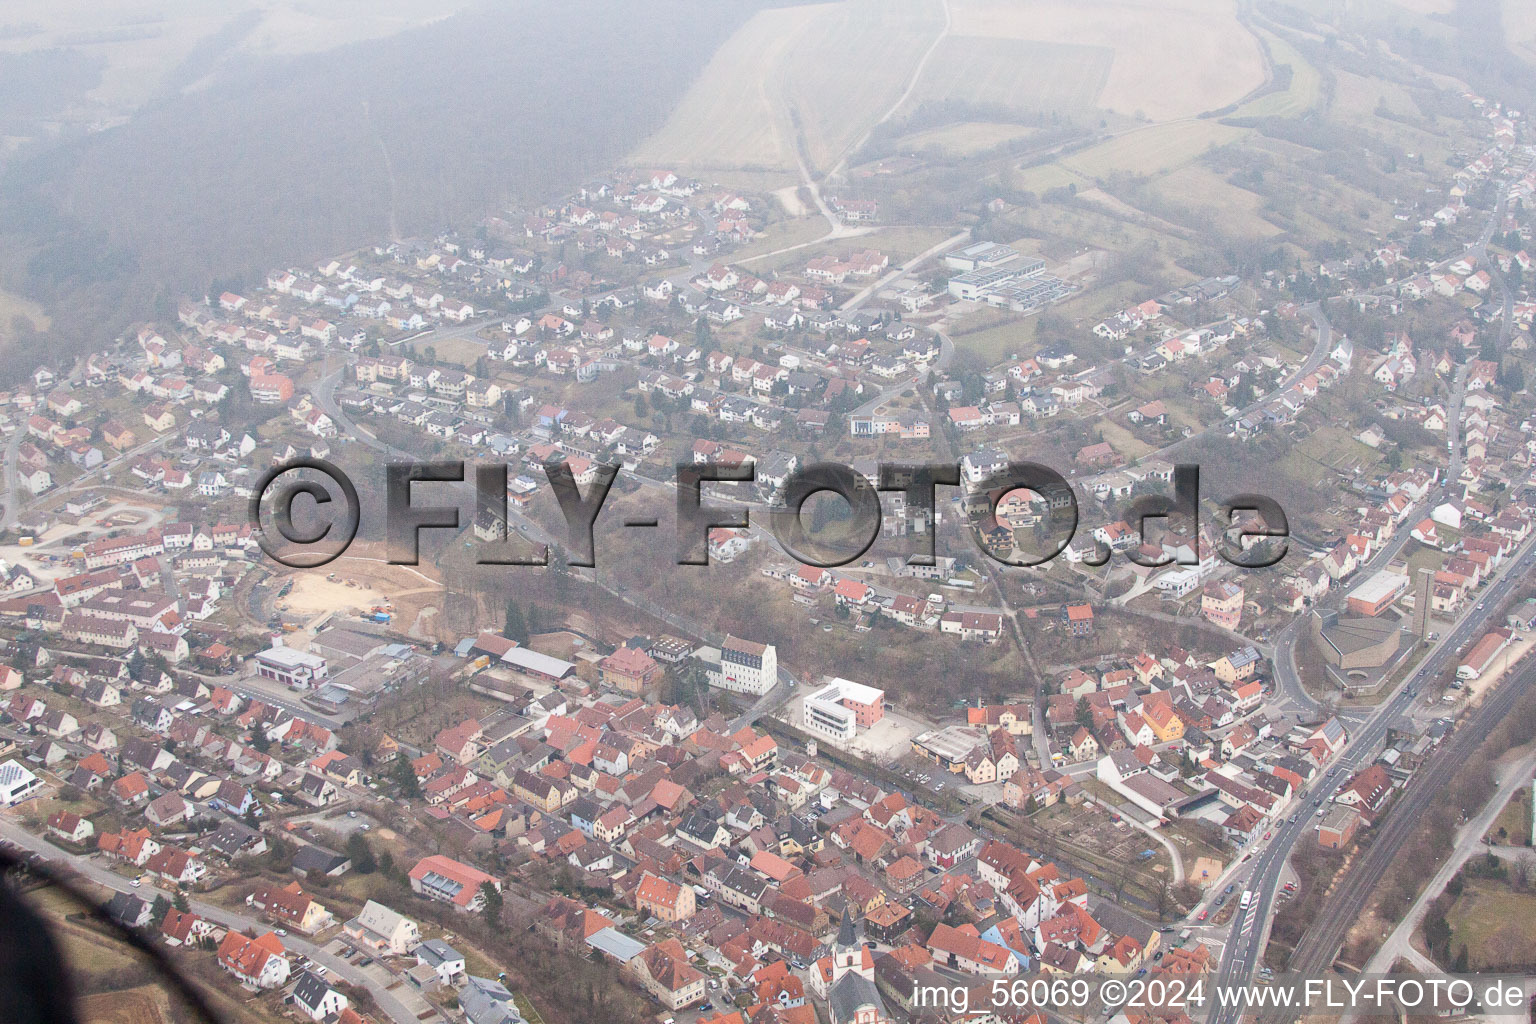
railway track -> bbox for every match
[1271,655,1536,1011]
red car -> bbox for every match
[1198,910,1209,921]
[1264,831,1273,840]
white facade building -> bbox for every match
[707,635,778,695]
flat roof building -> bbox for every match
[943,241,1020,272]
[252,643,327,689]
[803,678,885,743]
[1346,570,1409,617]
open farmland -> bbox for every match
[1063,119,1248,181]
[783,0,945,171]
[895,120,1039,155]
[897,36,1113,117]
[1146,164,1283,237]
[1233,28,1323,118]
[633,0,941,175]
[949,0,1264,121]
[628,3,824,175]
[0,0,472,115]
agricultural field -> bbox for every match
[949,0,1264,120]
[898,36,1113,118]
[628,2,825,175]
[784,0,945,172]
[0,0,468,116]
[1232,28,1323,119]
[895,121,1038,156]
[1145,165,1284,238]
[1062,119,1249,181]
[632,0,942,175]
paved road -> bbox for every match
[1148,301,1334,466]
[1208,533,1536,1024]
[0,423,23,530]
[1360,747,1536,982]
[0,816,431,1024]
[1276,542,1536,978]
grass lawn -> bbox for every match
[896,121,1038,155]
[861,225,959,261]
[1486,786,1532,846]
[407,335,485,369]
[1404,542,1442,580]
[949,309,1038,363]
[1060,121,1249,183]
[1234,29,1323,119]
[1445,879,1536,970]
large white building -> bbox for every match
[943,241,1019,272]
[0,760,41,806]
[803,679,886,743]
[252,642,328,689]
[707,635,778,695]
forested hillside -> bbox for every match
[0,0,770,382]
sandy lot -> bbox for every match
[277,573,389,616]
[273,546,447,635]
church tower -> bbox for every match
[832,908,873,982]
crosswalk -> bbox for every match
[1241,902,1260,937]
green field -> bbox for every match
[1234,29,1323,119]
[949,307,1038,363]
[898,36,1112,117]
[1063,120,1248,180]
[1446,879,1536,970]
[896,121,1038,155]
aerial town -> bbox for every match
[2,5,1536,1024]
